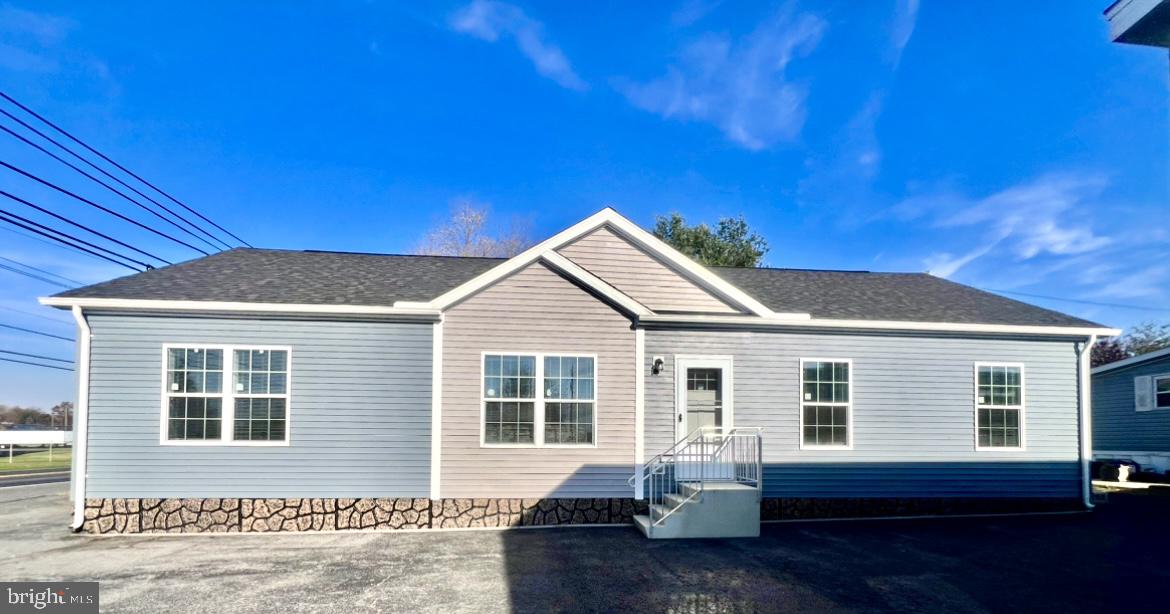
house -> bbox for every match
[1105,0,1170,49]
[1091,348,1170,475]
[41,208,1118,537]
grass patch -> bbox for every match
[0,448,71,473]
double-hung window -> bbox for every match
[482,353,596,447]
[1157,375,1170,409]
[975,363,1024,449]
[163,345,291,445]
[799,359,851,449]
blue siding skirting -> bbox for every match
[761,461,1081,498]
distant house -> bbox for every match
[1092,348,1170,474]
[1105,0,1170,49]
[42,209,1117,537]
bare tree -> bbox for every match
[415,201,532,257]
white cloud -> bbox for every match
[924,240,999,278]
[888,0,919,67]
[450,0,587,91]
[671,0,722,28]
[0,4,73,45]
[897,173,1113,277]
[1095,263,1170,300]
[614,7,825,150]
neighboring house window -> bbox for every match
[976,364,1024,449]
[800,359,851,448]
[162,345,291,445]
[166,348,223,440]
[544,356,595,445]
[233,349,290,441]
[482,353,597,447]
[1157,376,1170,409]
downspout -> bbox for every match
[1078,335,1098,510]
[70,306,91,531]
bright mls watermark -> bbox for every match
[3,583,98,613]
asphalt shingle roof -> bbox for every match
[55,248,1103,328]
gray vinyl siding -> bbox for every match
[441,262,636,499]
[83,314,432,498]
[1092,355,1170,452]
[558,225,741,314]
[645,330,1082,498]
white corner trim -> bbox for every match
[1091,346,1170,375]
[70,306,91,530]
[1080,335,1098,510]
[420,208,780,317]
[39,296,441,318]
[539,251,652,317]
[634,327,645,500]
[640,313,1119,338]
[430,319,443,500]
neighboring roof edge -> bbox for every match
[38,296,442,321]
[413,207,785,318]
[1092,346,1170,375]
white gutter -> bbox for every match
[70,305,91,531]
[39,297,441,319]
[640,313,1120,338]
[1079,335,1098,510]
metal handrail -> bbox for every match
[631,426,764,527]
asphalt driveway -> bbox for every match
[3,483,1168,613]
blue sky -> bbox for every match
[0,1,1167,408]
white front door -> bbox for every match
[674,356,734,443]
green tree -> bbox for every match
[652,213,769,267]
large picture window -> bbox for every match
[162,345,291,445]
[976,363,1024,449]
[799,359,852,449]
[482,353,597,447]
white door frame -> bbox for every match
[674,355,734,442]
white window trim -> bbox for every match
[798,358,854,451]
[159,343,293,447]
[479,351,599,449]
[973,362,1026,452]
[1155,374,1170,409]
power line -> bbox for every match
[0,206,149,272]
[0,161,210,256]
[0,223,98,261]
[0,322,73,341]
[0,90,251,247]
[0,107,233,250]
[0,304,73,328]
[0,349,72,363]
[0,255,83,286]
[987,288,1170,313]
[0,356,72,371]
[0,122,225,252]
[0,262,72,289]
[1,190,165,266]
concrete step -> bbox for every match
[633,514,652,537]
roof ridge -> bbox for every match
[235,247,508,261]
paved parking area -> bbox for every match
[4,483,1168,613]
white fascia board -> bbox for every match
[639,313,1120,338]
[1092,346,1170,375]
[538,251,652,317]
[39,296,441,318]
[422,207,784,317]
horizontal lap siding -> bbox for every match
[84,315,432,498]
[441,262,635,498]
[1092,355,1170,452]
[645,330,1081,498]
[557,225,740,314]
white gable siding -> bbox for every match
[440,262,636,498]
[557,225,742,314]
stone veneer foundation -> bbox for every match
[82,496,1082,534]
[83,497,649,534]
